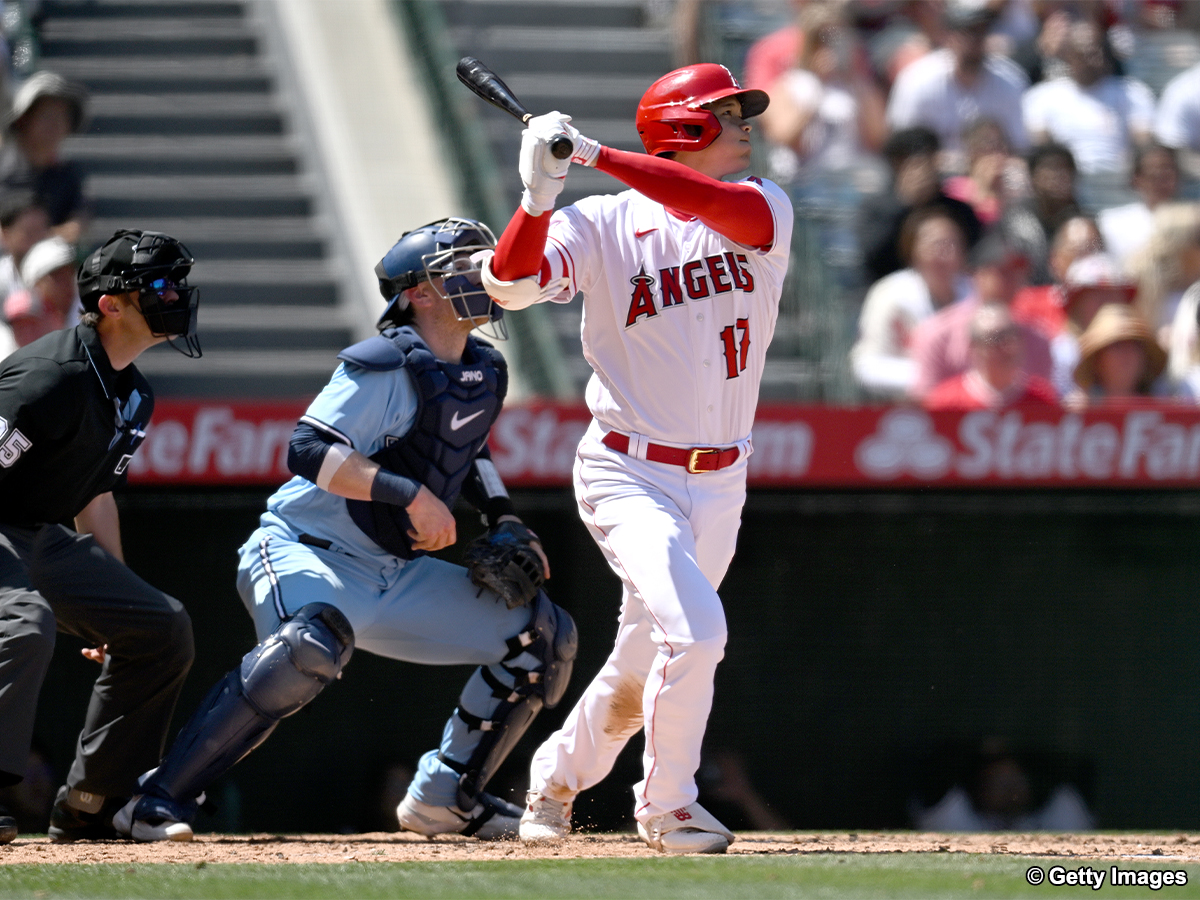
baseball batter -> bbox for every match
[483,64,793,853]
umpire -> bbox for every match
[0,229,201,842]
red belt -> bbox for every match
[602,431,740,474]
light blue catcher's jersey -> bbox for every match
[260,360,418,560]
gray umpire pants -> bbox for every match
[0,522,194,802]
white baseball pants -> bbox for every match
[528,420,747,822]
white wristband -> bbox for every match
[571,135,601,168]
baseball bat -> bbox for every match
[456,56,573,160]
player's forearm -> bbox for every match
[594,147,774,247]
[74,492,124,562]
[322,449,421,509]
[492,207,554,282]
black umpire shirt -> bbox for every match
[0,323,153,528]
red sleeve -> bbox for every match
[492,207,554,283]
[491,146,777,283]
[594,147,774,248]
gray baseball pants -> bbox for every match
[0,522,193,802]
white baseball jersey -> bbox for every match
[542,177,793,446]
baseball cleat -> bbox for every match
[637,802,734,855]
[519,790,573,843]
[112,794,195,843]
[397,791,521,840]
[0,804,16,844]
[47,786,121,843]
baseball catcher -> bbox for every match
[114,218,576,843]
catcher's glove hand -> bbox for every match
[463,521,547,609]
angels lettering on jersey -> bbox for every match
[624,252,756,329]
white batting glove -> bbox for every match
[520,111,572,215]
[531,113,600,168]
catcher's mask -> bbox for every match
[374,217,505,340]
[78,229,201,358]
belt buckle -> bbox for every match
[686,447,719,474]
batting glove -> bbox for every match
[520,111,572,215]
[533,113,599,168]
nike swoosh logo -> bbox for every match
[301,632,329,651]
[635,228,658,238]
[450,409,486,431]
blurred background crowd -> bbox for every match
[697,0,1200,410]
[1,0,1200,414]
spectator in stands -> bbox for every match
[741,0,808,93]
[0,191,49,305]
[759,3,886,183]
[943,118,1022,226]
[885,2,1029,167]
[857,127,983,284]
[4,236,80,348]
[1021,20,1154,175]
[912,738,1094,832]
[1154,61,1200,176]
[910,229,1053,399]
[1047,252,1138,397]
[1127,202,1200,346]
[1072,302,1170,404]
[844,1,941,91]
[0,72,89,244]
[1167,278,1200,398]
[1097,144,1181,270]
[1010,215,1105,338]
[924,302,1059,410]
[1006,2,1074,86]
[1001,143,1083,284]
[851,207,972,400]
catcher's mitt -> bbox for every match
[463,521,546,609]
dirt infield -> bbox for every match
[3,832,1200,865]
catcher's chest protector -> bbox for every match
[341,327,507,558]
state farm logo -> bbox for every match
[855,409,953,479]
[127,406,300,481]
[855,408,1200,482]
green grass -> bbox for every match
[2,856,1200,900]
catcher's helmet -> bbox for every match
[77,229,200,358]
[374,217,504,339]
[636,63,769,157]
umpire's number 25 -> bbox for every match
[0,416,31,468]
[719,318,750,380]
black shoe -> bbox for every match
[0,805,15,844]
[47,786,121,843]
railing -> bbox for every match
[391,0,575,399]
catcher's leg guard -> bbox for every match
[140,603,354,806]
[445,591,577,810]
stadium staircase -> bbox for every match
[36,0,359,398]
[401,0,859,401]
[402,0,674,396]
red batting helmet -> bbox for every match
[635,63,769,157]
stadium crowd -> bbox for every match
[740,0,1200,409]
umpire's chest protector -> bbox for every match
[340,326,507,559]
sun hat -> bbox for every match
[1073,302,1166,390]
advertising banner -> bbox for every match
[128,400,1200,489]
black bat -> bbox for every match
[456,57,573,160]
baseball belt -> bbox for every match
[601,430,740,474]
